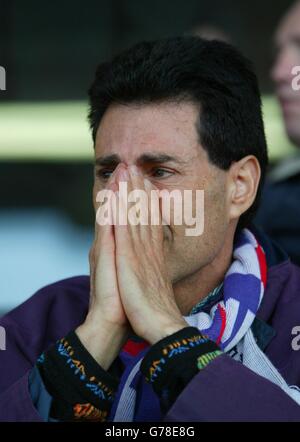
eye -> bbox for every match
[151,168,174,178]
[96,169,113,180]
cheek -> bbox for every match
[205,189,228,230]
[162,185,205,234]
[184,177,229,247]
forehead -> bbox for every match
[94,101,201,162]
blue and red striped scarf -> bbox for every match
[185,228,267,352]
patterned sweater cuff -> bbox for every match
[140,326,222,413]
[37,331,119,421]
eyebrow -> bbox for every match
[95,152,184,167]
[137,153,183,165]
[95,154,120,167]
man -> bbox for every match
[256,0,300,265]
[1,37,300,422]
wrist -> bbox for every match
[76,316,129,370]
[145,319,189,345]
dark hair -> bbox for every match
[88,36,268,229]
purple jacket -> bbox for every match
[0,228,300,421]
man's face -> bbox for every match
[272,1,300,146]
[93,102,231,284]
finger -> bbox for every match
[95,171,119,248]
[94,195,118,300]
[128,164,144,193]
[126,166,152,239]
[114,182,135,259]
[143,178,163,242]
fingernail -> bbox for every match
[120,168,129,181]
[110,182,118,193]
[130,165,140,176]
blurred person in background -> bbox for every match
[256,0,300,265]
[0,36,300,423]
[189,23,232,43]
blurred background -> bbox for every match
[0,0,297,315]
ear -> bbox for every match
[227,155,261,222]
